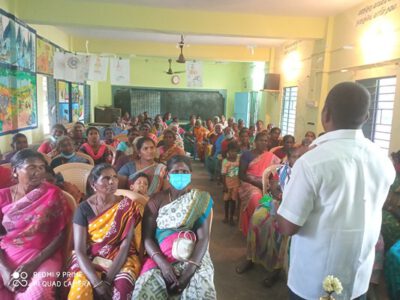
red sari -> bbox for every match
[0,183,72,299]
[80,143,112,165]
[239,151,280,236]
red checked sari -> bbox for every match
[67,198,142,300]
[239,151,280,236]
[0,182,72,300]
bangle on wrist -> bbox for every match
[151,251,161,260]
[93,280,104,288]
[187,260,201,268]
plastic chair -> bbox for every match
[75,152,95,165]
[54,163,93,195]
[106,144,116,164]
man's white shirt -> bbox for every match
[278,129,395,299]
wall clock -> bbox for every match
[171,75,180,85]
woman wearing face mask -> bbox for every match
[80,127,113,165]
[66,163,142,300]
[132,155,216,299]
[0,149,72,299]
[50,136,90,169]
[38,124,67,157]
[118,137,166,194]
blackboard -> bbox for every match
[112,87,226,121]
[161,90,225,120]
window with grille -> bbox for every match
[357,76,396,151]
[280,86,298,135]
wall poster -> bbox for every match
[71,83,84,122]
[36,36,55,75]
[57,80,70,124]
[0,9,37,135]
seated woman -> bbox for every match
[70,122,87,151]
[50,136,90,169]
[168,123,185,150]
[0,149,72,299]
[118,137,167,194]
[272,134,295,161]
[268,127,282,150]
[103,128,119,148]
[37,123,67,157]
[236,147,304,287]
[238,132,280,236]
[182,115,196,157]
[152,115,167,137]
[140,123,158,145]
[158,129,185,164]
[0,133,29,164]
[132,155,216,299]
[66,163,142,300]
[114,127,140,171]
[80,127,113,165]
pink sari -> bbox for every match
[239,151,280,236]
[0,182,72,300]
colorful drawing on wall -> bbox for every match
[71,83,84,122]
[14,21,35,72]
[57,80,70,124]
[15,70,37,129]
[0,67,15,133]
[36,37,54,75]
[0,13,15,65]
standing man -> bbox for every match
[277,82,395,300]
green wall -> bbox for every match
[90,57,251,121]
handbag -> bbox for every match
[172,231,197,262]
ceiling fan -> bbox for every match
[165,58,185,75]
[176,34,186,63]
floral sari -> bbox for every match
[67,198,142,300]
[247,164,289,272]
[239,150,280,235]
[0,182,72,300]
[158,145,185,164]
[132,189,216,300]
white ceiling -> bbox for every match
[72,0,366,17]
[60,27,289,47]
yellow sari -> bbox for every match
[67,198,142,300]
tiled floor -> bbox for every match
[191,160,288,300]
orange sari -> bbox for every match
[194,126,209,161]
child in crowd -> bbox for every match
[221,142,241,225]
[129,172,150,196]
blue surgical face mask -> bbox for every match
[169,173,191,190]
